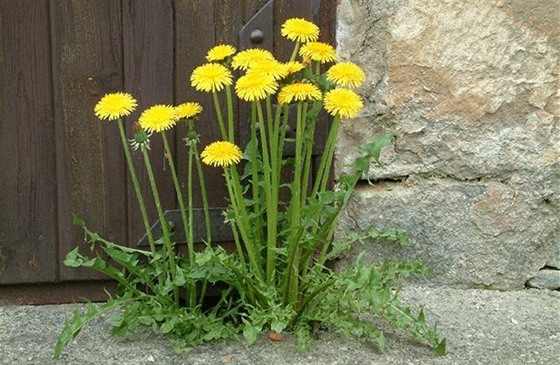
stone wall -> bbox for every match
[335,0,559,290]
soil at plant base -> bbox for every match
[1,285,558,365]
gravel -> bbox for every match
[1,286,559,365]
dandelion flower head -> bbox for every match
[139,104,179,133]
[281,18,320,43]
[278,82,322,105]
[247,59,289,80]
[94,92,137,121]
[206,44,237,62]
[176,102,203,120]
[327,62,366,88]
[231,48,274,70]
[201,141,243,167]
[323,89,363,119]
[299,42,337,63]
[284,61,305,74]
[191,63,233,92]
[235,73,278,101]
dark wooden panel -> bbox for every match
[0,0,57,284]
[0,280,117,305]
[175,0,229,208]
[274,0,314,60]
[241,0,271,24]
[50,0,127,281]
[123,0,176,243]
[316,0,336,46]
[272,0,336,60]
[215,0,242,45]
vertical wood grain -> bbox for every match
[50,0,127,280]
[241,0,270,24]
[123,0,176,244]
[0,0,57,284]
[274,0,313,60]
[175,0,229,208]
[0,0,337,294]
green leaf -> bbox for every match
[174,266,187,286]
[63,247,83,267]
[418,308,425,324]
[53,300,129,359]
[295,323,312,352]
[356,133,393,163]
[352,156,370,173]
[242,322,260,345]
[270,318,288,334]
[71,214,85,228]
[434,338,447,356]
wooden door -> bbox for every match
[0,0,335,304]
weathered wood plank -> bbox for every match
[123,0,176,243]
[0,280,117,305]
[0,0,57,284]
[274,0,313,61]
[241,0,270,24]
[175,0,230,208]
[50,0,127,281]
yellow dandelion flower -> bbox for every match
[191,63,233,92]
[327,62,366,88]
[139,105,179,133]
[94,92,137,121]
[206,44,237,62]
[235,73,278,101]
[247,59,289,80]
[281,18,320,43]
[299,42,337,63]
[176,102,202,119]
[278,82,322,105]
[323,89,363,119]
[284,61,305,74]
[231,48,274,70]
[201,141,243,167]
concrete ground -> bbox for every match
[1,286,559,365]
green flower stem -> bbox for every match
[311,115,341,199]
[282,102,307,303]
[315,61,321,76]
[229,220,247,268]
[276,105,290,167]
[161,131,193,262]
[116,120,157,256]
[273,102,284,161]
[290,41,301,62]
[225,86,235,142]
[249,103,263,244]
[212,91,228,140]
[198,279,208,308]
[258,100,278,283]
[315,173,360,267]
[187,140,197,306]
[224,166,263,281]
[300,104,319,207]
[191,139,212,245]
[161,131,196,307]
[141,148,179,304]
[271,101,284,273]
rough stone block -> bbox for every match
[335,0,559,289]
[336,176,558,289]
[526,269,560,290]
